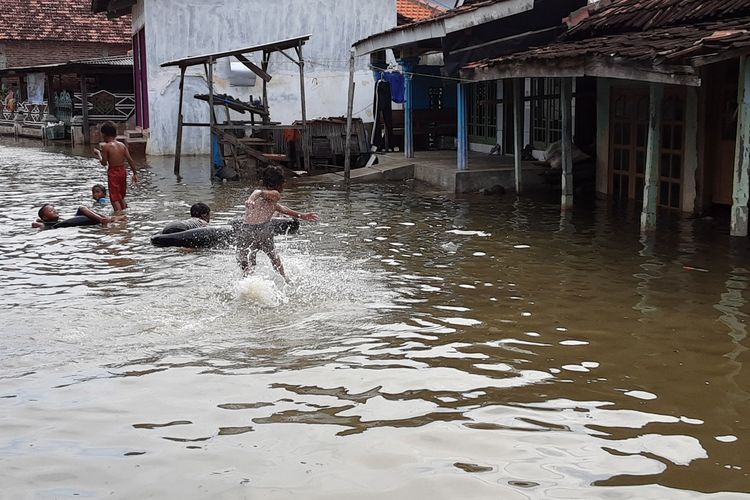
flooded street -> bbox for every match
[1,139,749,499]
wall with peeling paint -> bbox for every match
[135,0,396,155]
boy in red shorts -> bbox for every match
[94,121,139,213]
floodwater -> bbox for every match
[1,139,749,499]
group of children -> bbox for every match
[33,122,319,279]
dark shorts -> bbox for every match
[108,166,127,203]
[236,222,275,268]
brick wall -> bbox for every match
[0,40,131,69]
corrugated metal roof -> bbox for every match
[0,54,132,75]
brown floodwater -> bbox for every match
[0,138,748,499]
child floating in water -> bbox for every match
[91,184,110,206]
[93,121,139,214]
[237,166,318,279]
[32,204,124,229]
[184,202,211,229]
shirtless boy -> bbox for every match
[94,121,139,213]
[237,166,318,279]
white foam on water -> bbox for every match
[625,390,658,400]
[514,244,531,249]
[446,229,491,237]
[235,275,288,307]
[715,435,738,443]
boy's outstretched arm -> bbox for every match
[275,204,319,222]
[124,146,139,183]
[94,147,108,166]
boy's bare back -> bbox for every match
[244,189,281,225]
[102,140,129,167]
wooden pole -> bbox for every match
[297,42,310,172]
[174,65,186,175]
[560,77,574,209]
[262,51,270,125]
[640,82,664,232]
[732,55,750,237]
[513,78,524,193]
[344,49,356,184]
[80,72,89,144]
[208,57,216,173]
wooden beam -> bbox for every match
[732,56,750,237]
[234,54,272,82]
[344,49,356,183]
[561,77,574,209]
[174,65,186,175]
[297,42,310,171]
[513,77,523,193]
[463,56,701,87]
[208,57,216,173]
[641,82,664,232]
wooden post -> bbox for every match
[262,51,270,125]
[208,57,216,173]
[560,77,574,209]
[403,59,415,159]
[174,65,186,175]
[683,86,699,215]
[513,78,524,193]
[296,42,310,172]
[732,56,750,237]
[641,82,664,232]
[80,72,89,144]
[344,49,355,183]
[457,82,468,170]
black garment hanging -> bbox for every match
[372,77,394,151]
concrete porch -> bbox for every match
[302,150,548,193]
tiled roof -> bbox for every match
[0,0,131,44]
[465,16,750,72]
[397,0,445,23]
[568,0,750,38]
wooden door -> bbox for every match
[609,87,686,209]
[708,61,739,205]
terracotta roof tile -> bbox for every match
[397,0,445,23]
[0,0,131,44]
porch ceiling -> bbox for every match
[462,16,750,86]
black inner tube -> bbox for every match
[47,216,100,229]
[151,217,300,248]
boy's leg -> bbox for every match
[266,249,286,279]
[112,200,123,213]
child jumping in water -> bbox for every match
[94,121,139,214]
[237,166,318,279]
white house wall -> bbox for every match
[138,0,396,155]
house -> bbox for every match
[461,0,750,235]
[0,0,130,72]
[91,0,400,156]
[0,1,132,142]
[352,0,586,191]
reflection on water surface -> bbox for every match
[1,140,748,499]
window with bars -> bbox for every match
[531,78,562,149]
[467,81,497,145]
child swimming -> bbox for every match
[237,166,318,279]
[92,184,110,206]
[32,204,124,229]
